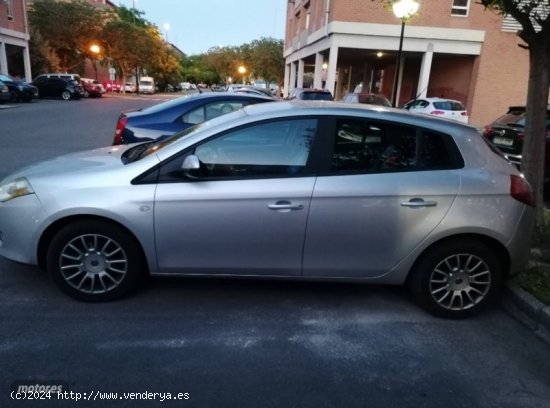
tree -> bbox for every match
[204,46,240,84]
[479,1,550,229]
[246,37,285,88]
[28,0,104,72]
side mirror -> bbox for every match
[181,154,201,178]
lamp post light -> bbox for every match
[89,44,101,80]
[238,65,246,85]
[390,0,419,107]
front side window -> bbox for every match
[451,0,470,16]
[192,118,318,179]
[331,118,462,173]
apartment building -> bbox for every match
[0,0,32,81]
[284,0,531,126]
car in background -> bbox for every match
[0,73,38,102]
[404,97,469,124]
[103,81,122,93]
[139,76,155,94]
[0,80,11,103]
[229,86,275,97]
[81,78,105,98]
[341,92,392,107]
[124,82,136,93]
[0,102,533,318]
[483,105,550,171]
[113,92,276,144]
[286,88,333,101]
[31,76,84,100]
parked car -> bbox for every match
[286,88,333,101]
[31,76,84,100]
[0,80,11,103]
[230,86,277,98]
[0,102,533,318]
[404,97,469,124]
[139,76,155,94]
[0,73,38,102]
[80,78,105,98]
[341,92,392,107]
[113,92,276,144]
[103,81,122,93]
[483,105,550,171]
[124,82,136,93]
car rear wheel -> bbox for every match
[47,220,146,302]
[408,241,502,318]
[61,90,71,100]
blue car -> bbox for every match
[113,92,276,145]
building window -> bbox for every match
[7,0,14,20]
[451,0,469,17]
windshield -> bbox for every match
[495,111,526,127]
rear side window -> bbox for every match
[301,92,332,101]
[331,118,463,173]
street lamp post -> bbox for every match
[238,65,246,85]
[89,44,101,80]
[390,0,419,108]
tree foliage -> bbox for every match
[29,0,104,72]
[246,37,285,87]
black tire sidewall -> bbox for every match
[47,220,145,302]
[409,241,502,318]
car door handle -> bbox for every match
[268,201,304,211]
[400,199,437,208]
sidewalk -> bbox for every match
[502,283,550,344]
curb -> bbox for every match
[502,283,550,344]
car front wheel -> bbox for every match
[47,220,146,301]
[408,241,502,318]
[61,90,71,100]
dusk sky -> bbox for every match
[115,0,287,55]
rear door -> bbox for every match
[302,116,463,278]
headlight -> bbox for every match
[0,177,35,202]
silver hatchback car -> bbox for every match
[0,102,534,318]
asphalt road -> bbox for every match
[1,95,549,408]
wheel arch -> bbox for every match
[406,233,511,284]
[37,215,148,272]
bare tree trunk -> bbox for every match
[521,42,550,229]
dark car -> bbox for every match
[31,76,84,100]
[0,80,11,103]
[113,92,276,145]
[342,92,392,107]
[286,88,333,101]
[0,73,38,102]
[483,105,550,171]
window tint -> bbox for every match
[192,118,318,179]
[182,101,247,124]
[331,118,461,173]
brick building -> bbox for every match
[0,0,32,81]
[283,0,532,126]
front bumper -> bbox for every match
[0,194,48,265]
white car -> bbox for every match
[124,82,136,93]
[405,97,469,124]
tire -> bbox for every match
[9,91,18,102]
[408,241,502,318]
[61,90,71,100]
[83,90,90,98]
[46,220,146,302]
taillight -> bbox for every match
[510,175,534,207]
[113,116,128,145]
[461,111,468,116]
[483,126,492,138]
[517,132,525,141]
[430,110,445,116]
